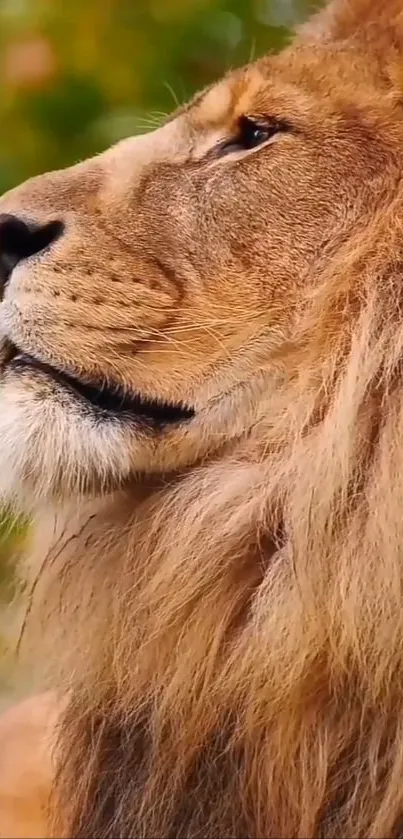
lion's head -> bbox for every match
[0,0,400,503]
[3,1,403,838]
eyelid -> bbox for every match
[241,115,292,134]
[240,114,287,129]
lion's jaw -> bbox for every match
[0,25,397,504]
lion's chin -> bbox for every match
[0,384,132,508]
[0,348,198,508]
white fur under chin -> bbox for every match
[0,379,134,509]
[0,364,277,511]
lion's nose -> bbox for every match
[0,214,64,292]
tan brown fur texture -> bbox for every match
[2,0,403,836]
[0,693,60,838]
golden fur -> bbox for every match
[2,0,403,835]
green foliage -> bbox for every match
[0,512,26,594]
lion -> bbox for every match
[1,0,403,835]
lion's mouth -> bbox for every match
[4,343,194,426]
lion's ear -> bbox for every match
[298,0,403,44]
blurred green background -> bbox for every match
[0,0,312,192]
[0,0,312,679]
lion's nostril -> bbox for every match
[0,214,64,292]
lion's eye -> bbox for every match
[238,116,276,150]
[219,115,289,157]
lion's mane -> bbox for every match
[17,199,403,838]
